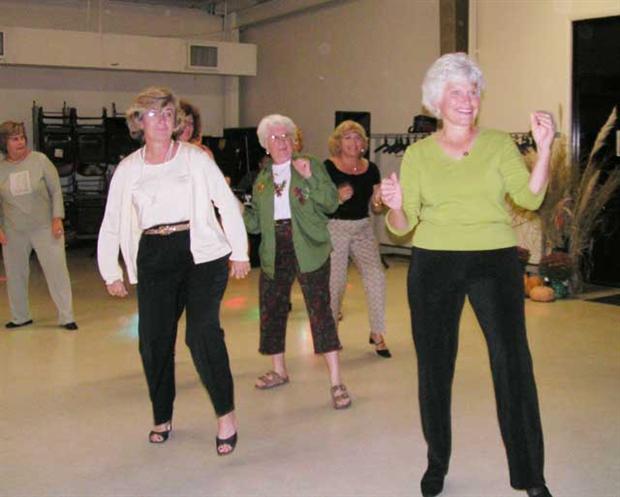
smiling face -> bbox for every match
[140,104,176,145]
[6,132,29,161]
[339,131,365,159]
[438,80,480,128]
[266,124,294,165]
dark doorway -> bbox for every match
[572,15,620,287]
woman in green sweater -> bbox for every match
[243,114,351,410]
[381,53,554,497]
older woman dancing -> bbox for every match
[325,120,390,358]
[0,121,77,330]
[243,114,351,409]
[97,87,250,455]
[381,53,554,497]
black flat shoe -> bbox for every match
[61,322,79,331]
[421,467,446,497]
[527,486,553,497]
[369,334,392,358]
[216,432,238,456]
[149,422,172,444]
[5,320,33,329]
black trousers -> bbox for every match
[137,231,234,425]
[407,247,546,490]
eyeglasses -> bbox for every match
[268,133,293,143]
[144,108,175,120]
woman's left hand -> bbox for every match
[51,218,64,239]
[292,158,312,179]
[230,260,251,279]
[530,111,555,153]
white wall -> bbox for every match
[240,0,440,156]
[0,0,230,139]
[472,0,620,134]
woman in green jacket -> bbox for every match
[243,114,351,410]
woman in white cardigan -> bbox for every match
[97,87,250,455]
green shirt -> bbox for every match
[243,155,338,278]
[387,129,546,250]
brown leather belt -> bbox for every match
[143,222,190,236]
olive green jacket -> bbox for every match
[243,154,338,278]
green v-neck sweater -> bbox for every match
[387,129,546,250]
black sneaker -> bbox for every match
[62,322,79,331]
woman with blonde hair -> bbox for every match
[325,120,389,357]
[98,87,250,455]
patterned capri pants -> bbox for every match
[327,218,386,334]
[259,220,342,355]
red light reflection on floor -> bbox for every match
[223,296,248,310]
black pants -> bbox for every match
[408,247,546,490]
[137,231,233,425]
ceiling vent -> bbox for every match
[188,44,218,70]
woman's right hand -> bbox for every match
[380,173,403,210]
[0,229,7,245]
[106,280,128,298]
[338,183,354,203]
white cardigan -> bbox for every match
[97,142,248,285]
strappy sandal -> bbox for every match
[216,432,238,456]
[369,334,392,358]
[330,384,352,410]
[149,422,172,444]
[255,370,290,390]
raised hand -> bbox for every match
[338,183,354,203]
[380,172,403,210]
[530,111,555,153]
[292,158,312,179]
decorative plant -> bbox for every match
[539,251,572,281]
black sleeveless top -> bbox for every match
[324,159,381,220]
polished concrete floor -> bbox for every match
[1,248,619,497]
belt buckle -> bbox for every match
[159,225,175,235]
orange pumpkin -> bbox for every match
[525,275,544,297]
[529,285,555,302]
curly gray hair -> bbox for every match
[421,52,485,118]
[256,114,297,150]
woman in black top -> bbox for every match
[325,120,390,358]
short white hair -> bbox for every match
[421,52,485,118]
[256,114,297,149]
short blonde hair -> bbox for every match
[256,114,297,149]
[421,52,485,118]
[125,87,184,142]
[328,120,369,157]
[0,121,27,154]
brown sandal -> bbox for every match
[255,370,290,390]
[330,384,352,410]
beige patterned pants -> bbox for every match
[328,218,386,334]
